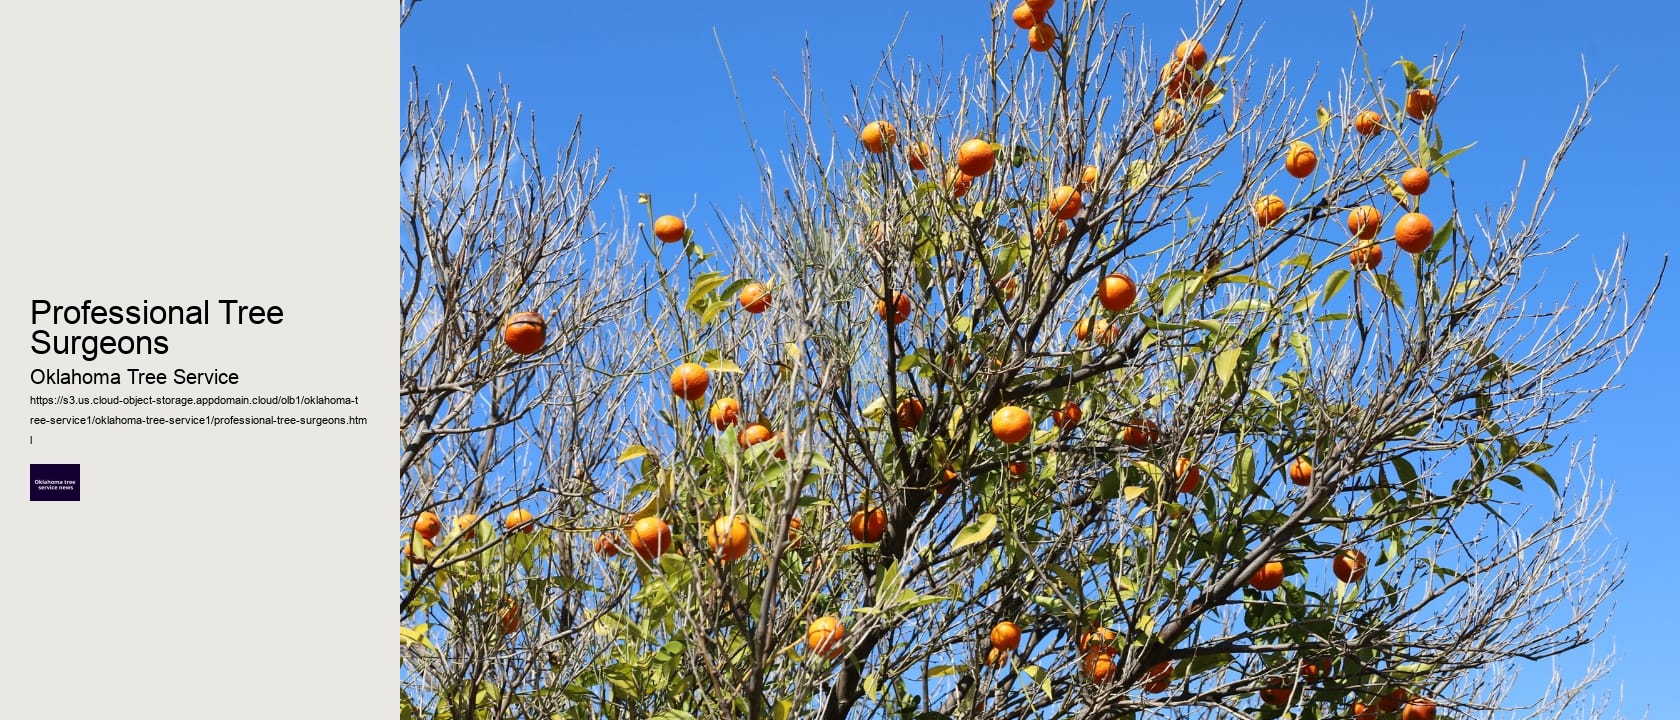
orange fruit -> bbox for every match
[1048,185,1082,220]
[991,406,1034,444]
[995,275,1020,298]
[1051,400,1083,430]
[1346,205,1383,240]
[1379,689,1409,713]
[945,167,974,198]
[937,467,960,495]
[415,511,443,540]
[1079,626,1118,655]
[1153,106,1187,138]
[502,311,546,355]
[1333,548,1368,583]
[1401,697,1437,720]
[990,621,1022,652]
[1144,661,1173,693]
[1037,217,1070,245]
[452,513,479,538]
[876,291,913,325]
[1288,457,1313,486]
[786,515,804,549]
[1159,60,1193,99]
[1394,212,1435,254]
[1249,560,1285,591]
[849,507,887,542]
[1028,22,1056,52]
[1082,651,1118,682]
[1284,141,1318,179]
[706,514,752,562]
[709,397,742,430]
[628,516,673,561]
[985,647,1009,668]
[738,282,772,313]
[907,141,932,171]
[1401,167,1431,195]
[1097,273,1137,312]
[1073,317,1117,344]
[1350,241,1384,271]
[957,139,996,177]
[1173,38,1209,70]
[1260,678,1291,706]
[1174,457,1202,494]
[860,120,897,153]
[504,508,536,533]
[894,396,925,429]
[653,214,686,243]
[1025,0,1054,12]
[1352,702,1379,720]
[1079,164,1099,191]
[404,535,435,564]
[669,362,710,401]
[498,598,521,635]
[1405,88,1437,120]
[1353,109,1384,137]
[593,533,620,557]
[1008,461,1030,478]
[807,615,846,658]
[1252,194,1286,227]
[1010,3,1041,29]
[1299,659,1322,682]
[738,422,774,449]
[1121,417,1159,448]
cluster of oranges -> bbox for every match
[403,507,542,635]
[1009,0,1058,53]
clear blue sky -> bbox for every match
[402,1,1678,714]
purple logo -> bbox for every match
[30,464,79,502]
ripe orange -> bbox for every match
[990,621,1022,652]
[1024,0,1054,12]
[499,598,521,635]
[1405,88,1437,120]
[1346,205,1384,240]
[1037,217,1070,245]
[1174,38,1209,70]
[1394,212,1435,254]
[1121,417,1160,448]
[593,533,620,557]
[894,396,925,429]
[995,275,1020,298]
[1174,457,1202,494]
[957,139,996,177]
[1144,661,1173,693]
[1249,560,1285,591]
[1260,678,1292,706]
[786,514,803,549]
[1288,457,1313,486]
[415,511,442,540]
[628,516,673,560]
[653,214,687,243]
[1299,659,1322,682]
[1008,461,1030,478]
[1028,22,1056,52]
[991,406,1034,444]
[1284,141,1318,179]
[1082,651,1118,682]
[709,397,742,430]
[1379,689,1409,713]
[707,514,752,562]
[1051,400,1083,430]
[1159,60,1193,99]
[937,467,960,495]
[876,291,913,325]
[849,507,886,542]
[769,431,791,460]
[1350,241,1384,271]
[503,311,546,355]
[669,362,710,401]
[1010,3,1041,29]
[1073,317,1117,344]
[1153,106,1187,138]
[1048,185,1082,220]
[1097,273,1137,312]
[1401,167,1431,195]
[504,508,536,533]
[807,615,847,658]
[1352,702,1379,720]
[860,120,897,153]
[1401,697,1437,720]
[452,513,479,538]
[1079,164,1100,191]
[1333,548,1368,583]
[899,142,929,173]
[945,167,974,198]
[1252,194,1286,228]
[1353,110,1384,137]
[738,422,774,449]
[738,282,772,313]
[404,535,435,564]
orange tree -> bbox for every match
[399,2,1658,719]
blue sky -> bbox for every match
[402,1,1678,714]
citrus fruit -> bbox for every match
[991,406,1034,444]
[653,215,686,243]
[503,311,546,355]
[669,362,710,401]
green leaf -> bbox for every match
[1423,216,1457,265]
[1370,273,1405,306]
[953,513,998,550]
[927,665,959,678]
[1214,348,1241,387]
[1522,461,1558,494]
[1022,664,1055,700]
[1323,268,1351,302]
[705,359,743,373]
[618,445,652,463]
